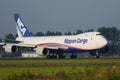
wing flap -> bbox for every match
[0,43,36,48]
[13,44,36,48]
[42,45,68,50]
[0,42,68,50]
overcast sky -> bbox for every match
[0,0,120,38]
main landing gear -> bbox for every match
[70,53,77,59]
[58,53,66,59]
[46,53,66,59]
[46,53,57,59]
[46,52,78,59]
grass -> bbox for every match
[0,66,87,79]
[0,59,120,67]
[0,59,120,80]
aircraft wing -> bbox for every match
[10,44,68,50]
[0,42,36,48]
[13,44,36,48]
[18,44,68,50]
[0,42,68,50]
[42,45,68,50]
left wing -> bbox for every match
[0,42,68,50]
[42,45,68,50]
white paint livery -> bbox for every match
[16,32,108,51]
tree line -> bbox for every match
[0,26,120,56]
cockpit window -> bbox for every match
[96,34,102,35]
[96,33,106,37]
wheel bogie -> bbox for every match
[70,53,77,59]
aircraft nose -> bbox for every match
[102,38,108,47]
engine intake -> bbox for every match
[36,47,49,56]
[4,44,18,53]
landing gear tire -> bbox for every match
[58,53,65,59]
[95,55,100,58]
[70,53,77,59]
[95,51,100,59]
[46,53,57,59]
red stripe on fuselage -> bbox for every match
[37,43,87,51]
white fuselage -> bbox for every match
[16,32,108,52]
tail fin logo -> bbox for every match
[14,13,31,37]
[17,18,26,35]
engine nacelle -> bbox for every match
[4,44,18,53]
[36,47,49,56]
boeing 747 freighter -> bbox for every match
[0,13,108,58]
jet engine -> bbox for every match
[4,44,19,53]
[36,47,49,56]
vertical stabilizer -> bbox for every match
[14,13,31,37]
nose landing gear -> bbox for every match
[95,51,100,58]
[90,50,100,58]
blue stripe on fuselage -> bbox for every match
[65,48,86,53]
